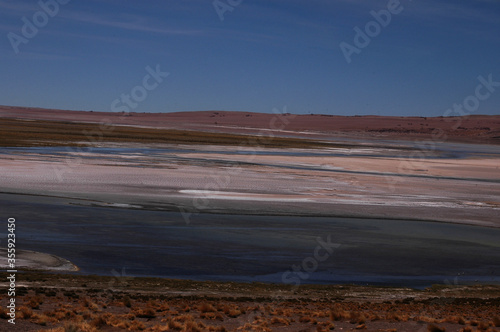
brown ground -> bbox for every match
[0,118,336,149]
[0,106,499,227]
[0,273,499,332]
[1,107,499,331]
[1,105,499,144]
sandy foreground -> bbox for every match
[1,273,500,331]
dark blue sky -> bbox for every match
[1,0,499,116]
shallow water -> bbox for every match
[2,139,500,160]
[1,193,499,288]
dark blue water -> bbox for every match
[1,193,499,289]
[2,140,499,160]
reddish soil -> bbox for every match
[1,105,499,144]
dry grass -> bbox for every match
[82,298,99,312]
[166,318,183,330]
[2,272,499,332]
[30,313,56,326]
[348,311,366,324]
[128,320,146,330]
[270,316,290,325]
[122,296,132,308]
[386,311,406,322]
[39,321,98,332]
[315,321,335,331]
[198,302,217,313]
[478,321,490,330]
[427,323,446,332]
[158,315,215,332]
[18,305,34,319]
[0,118,338,149]
[227,309,242,318]
[89,314,108,328]
[330,303,347,321]
[416,315,439,323]
[27,295,44,309]
[0,307,10,319]
[171,314,194,323]
[443,315,467,325]
[200,312,224,320]
[135,307,156,319]
[183,320,206,332]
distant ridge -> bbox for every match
[1,105,499,144]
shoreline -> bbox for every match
[2,271,500,298]
[0,249,78,272]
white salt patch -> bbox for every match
[107,203,143,208]
[179,190,312,202]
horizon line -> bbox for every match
[0,104,497,119]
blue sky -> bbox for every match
[0,0,499,116]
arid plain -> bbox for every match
[1,106,500,331]
[1,106,499,227]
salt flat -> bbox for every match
[1,140,498,228]
[0,249,78,271]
